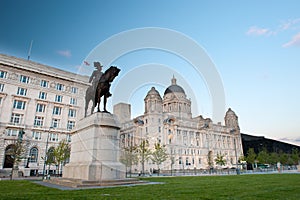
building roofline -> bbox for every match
[0,54,89,85]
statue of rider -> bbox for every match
[89,62,103,92]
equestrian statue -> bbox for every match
[85,62,120,116]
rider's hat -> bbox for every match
[94,62,103,69]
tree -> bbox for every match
[10,141,26,179]
[136,140,151,176]
[150,143,168,176]
[214,152,226,168]
[291,148,300,165]
[53,139,70,175]
[279,151,288,165]
[10,130,26,180]
[44,147,56,175]
[246,148,256,164]
[269,152,279,165]
[256,148,269,164]
[120,145,138,177]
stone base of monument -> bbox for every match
[45,177,145,188]
[51,112,137,187]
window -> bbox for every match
[66,134,71,142]
[55,95,63,102]
[51,118,60,128]
[68,109,76,117]
[36,103,46,113]
[39,91,47,100]
[0,71,7,78]
[32,131,42,140]
[40,80,49,88]
[56,83,64,91]
[7,129,19,136]
[70,97,76,105]
[53,106,62,115]
[17,87,27,96]
[10,113,23,124]
[49,133,58,142]
[179,157,182,165]
[0,83,4,92]
[34,116,44,126]
[29,147,38,163]
[20,75,30,83]
[71,87,78,94]
[0,97,2,104]
[13,100,26,109]
[67,120,75,130]
[158,126,161,133]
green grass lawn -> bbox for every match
[0,174,299,199]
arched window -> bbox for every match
[29,147,38,163]
[3,144,16,168]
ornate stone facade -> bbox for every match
[116,77,243,172]
[0,54,89,176]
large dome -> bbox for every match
[164,76,186,95]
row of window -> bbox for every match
[12,100,76,116]
[0,83,78,105]
[10,113,75,130]
[33,117,75,130]
[0,70,78,94]
[17,87,77,104]
[31,131,71,142]
[178,156,201,165]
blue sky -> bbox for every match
[1,0,300,145]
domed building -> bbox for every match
[114,76,243,174]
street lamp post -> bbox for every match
[42,127,52,179]
[233,137,240,175]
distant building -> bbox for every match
[115,76,243,172]
[0,54,89,176]
[241,133,300,155]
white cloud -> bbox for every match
[57,50,72,58]
[279,18,300,31]
[278,137,300,146]
[246,26,271,36]
[282,32,300,47]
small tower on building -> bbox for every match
[225,108,240,133]
[144,87,163,114]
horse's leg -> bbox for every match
[96,91,102,112]
[85,96,88,117]
[103,94,107,112]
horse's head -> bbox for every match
[107,66,120,82]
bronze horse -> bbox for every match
[85,66,120,116]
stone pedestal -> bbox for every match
[63,112,125,181]
[23,168,30,177]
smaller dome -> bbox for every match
[145,87,162,99]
